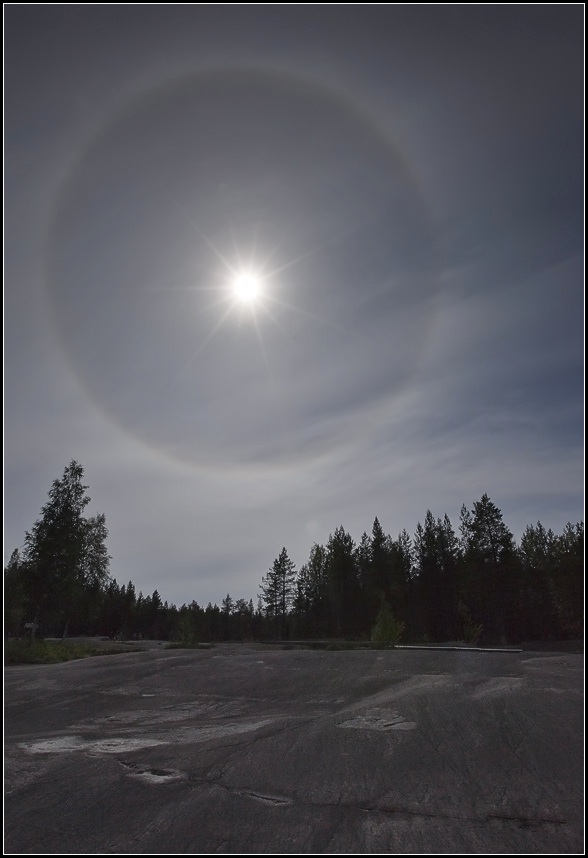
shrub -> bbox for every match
[458,601,483,645]
[371,600,405,648]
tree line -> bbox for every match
[259,502,583,645]
[4,461,583,645]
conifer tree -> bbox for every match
[259,547,296,639]
[21,461,110,634]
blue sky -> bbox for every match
[5,6,584,607]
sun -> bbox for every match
[232,270,262,305]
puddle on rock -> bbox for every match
[123,763,185,784]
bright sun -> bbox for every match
[232,271,262,305]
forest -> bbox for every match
[4,461,584,646]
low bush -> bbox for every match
[370,601,405,648]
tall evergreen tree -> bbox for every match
[389,529,413,631]
[232,598,254,640]
[549,522,584,638]
[437,514,460,638]
[259,548,296,639]
[20,461,110,635]
[414,513,459,641]
[293,543,329,637]
[459,494,518,642]
[221,593,234,640]
[293,562,313,637]
[4,549,25,636]
[414,512,439,639]
[518,522,558,639]
[326,526,359,637]
[355,531,375,632]
[369,517,393,599]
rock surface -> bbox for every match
[5,644,583,853]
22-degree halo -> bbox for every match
[47,67,438,470]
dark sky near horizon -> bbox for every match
[4,6,584,607]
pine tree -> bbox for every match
[20,461,110,635]
[459,494,518,643]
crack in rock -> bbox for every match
[487,812,566,827]
[237,789,293,806]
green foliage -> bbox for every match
[414,511,460,641]
[458,601,483,645]
[460,494,516,563]
[19,461,111,635]
[293,543,329,637]
[326,526,359,637]
[259,547,297,639]
[4,549,26,636]
[6,473,584,647]
[176,602,202,645]
[370,600,405,648]
[548,522,584,638]
[459,495,517,642]
[4,639,134,665]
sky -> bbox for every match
[4,6,584,608]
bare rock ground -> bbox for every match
[4,644,583,853]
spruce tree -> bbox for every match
[259,547,296,640]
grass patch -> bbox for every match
[4,639,138,665]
